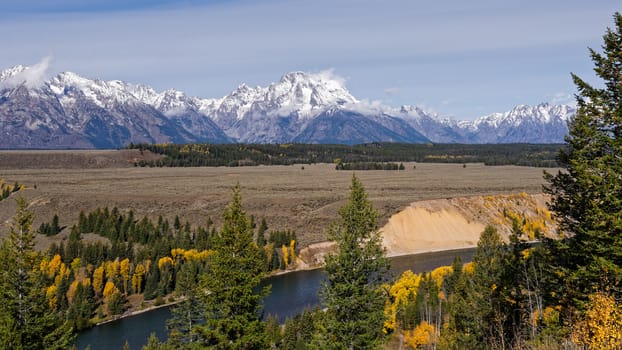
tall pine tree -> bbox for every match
[195,184,269,349]
[320,175,390,350]
[0,197,74,349]
[544,12,622,304]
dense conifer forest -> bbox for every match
[127,142,563,168]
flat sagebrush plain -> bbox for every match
[0,150,558,249]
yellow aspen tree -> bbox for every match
[70,257,81,272]
[48,254,62,278]
[119,258,130,295]
[132,263,146,294]
[112,258,120,278]
[93,265,105,296]
[571,292,622,349]
[282,244,289,268]
[405,321,435,348]
[67,280,80,305]
[385,270,422,332]
[289,239,296,263]
[39,257,49,275]
[158,256,174,270]
[46,285,58,309]
[103,280,123,316]
[103,280,119,299]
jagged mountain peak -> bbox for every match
[1,62,575,147]
[0,65,28,82]
[474,102,575,128]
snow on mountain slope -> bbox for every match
[0,63,574,148]
[399,103,573,144]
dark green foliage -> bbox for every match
[167,262,203,346]
[544,12,622,306]
[268,229,296,247]
[39,214,62,236]
[107,292,125,315]
[256,218,268,247]
[0,197,75,349]
[335,161,404,170]
[443,225,505,349]
[128,142,563,168]
[194,184,269,349]
[320,175,390,349]
[67,282,95,331]
[144,260,161,300]
[280,307,318,350]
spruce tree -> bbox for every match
[320,175,390,350]
[544,12,622,303]
[0,197,74,349]
[195,184,269,349]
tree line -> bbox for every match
[0,12,620,349]
[335,161,406,171]
[127,142,562,168]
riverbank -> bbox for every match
[77,247,478,350]
[89,193,555,328]
[95,296,182,326]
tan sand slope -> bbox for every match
[380,193,556,257]
[381,206,485,256]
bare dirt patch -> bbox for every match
[0,150,558,250]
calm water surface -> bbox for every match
[75,248,475,349]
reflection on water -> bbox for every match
[76,247,475,349]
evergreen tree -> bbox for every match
[167,261,202,345]
[320,175,390,349]
[194,184,269,349]
[256,218,268,247]
[0,197,75,349]
[544,12,622,304]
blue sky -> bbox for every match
[1,0,619,119]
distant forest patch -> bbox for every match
[126,142,563,168]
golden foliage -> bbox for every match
[47,254,62,278]
[289,240,296,263]
[119,258,130,281]
[46,285,58,309]
[70,257,82,272]
[158,256,174,270]
[92,265,105,295]
[132,263,145,293]
[404,321,435,349]
[430,265,452,288]
[463,262,475,275]
[282,244,289,268]
[171,248,213,263]
[384,270,422,332]
[67,280,80,305]
[103,280,119,299]
[571,292,622,349]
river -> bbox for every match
[75,247,475,349]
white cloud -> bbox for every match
[1,56,52,90]
[548,92,576,106]
[343,99,387,116]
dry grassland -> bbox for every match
[0,150,559,250]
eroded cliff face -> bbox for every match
[296,193,556,265]
[380,193,556,257]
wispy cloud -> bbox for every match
[548,92,576,106]
[0,56,53,89]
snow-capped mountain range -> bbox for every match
[0,64,574,149]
